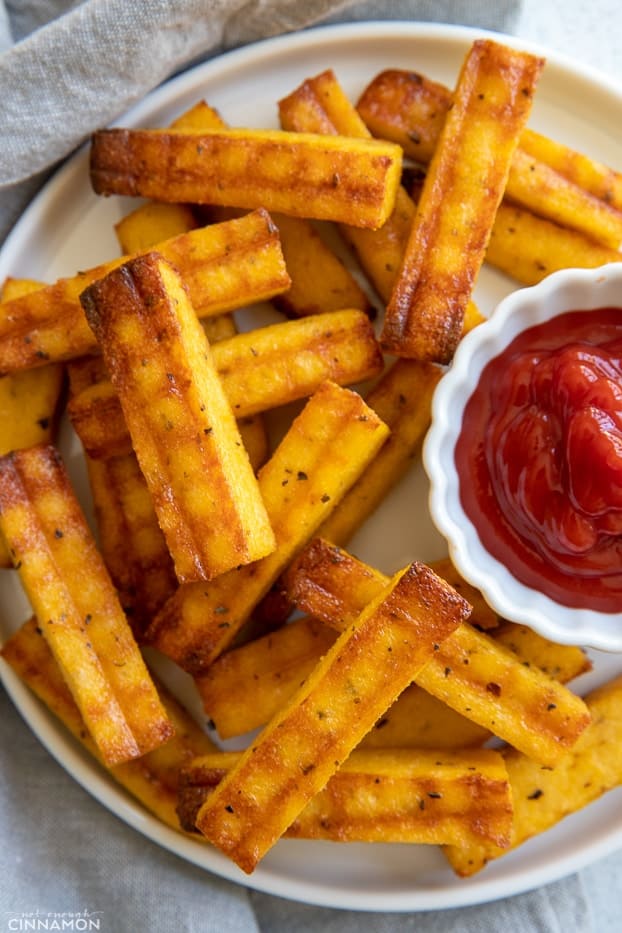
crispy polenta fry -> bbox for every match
[85,455,177,639]
[81,253,275,583]
[0,278,65,567]
[179,747,512,848]
[444,675,622,876]
[194,562,470,872]
[0,209,290,375]
[381,41,543,363]
[362,624,589,750]
[68,309,382,460]
[1,617,215,830]
[284,539,590,765]
[90,127,403,230]
[358,68,622,247]
[487,202,620,286]
[205,309,382,417]
[112,148,270,472]
[357,69,452,164]
[0,445,173,765]
[146,382,389,673]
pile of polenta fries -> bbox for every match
[1,38,622,879]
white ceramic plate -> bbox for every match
[1,20,622,913]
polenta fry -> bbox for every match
[90,127,403,229]
[179,747,512,849]
[0,445,173,765]
[194,562,470,872]
[81,252,275,583]
[380,40,543,362]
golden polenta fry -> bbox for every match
[492,622,591,683]
[285,539,590,766]
[146,381,389,673]
[194,562,470,872]
[357,68,452,164]
[362,623,589,751]
[1,617,215,830]
[444,675,622,876]
[0,209,290,375]
[179,747,512,849]
[381,40,543,363]
[90,127,402,230]
[81,252,275,584]
[507,147,622,250]
[0,445,173,766]
[68,308,382,459]
[212,308,382,418]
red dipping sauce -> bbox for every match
[456,307,622,612]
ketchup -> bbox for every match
[456,307,622,612]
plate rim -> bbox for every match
[2,18,622,913]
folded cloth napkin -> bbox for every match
[1,1,622,931]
